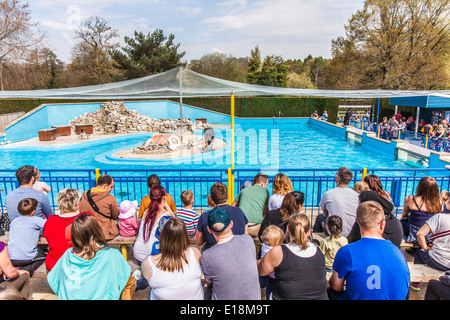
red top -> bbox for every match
[43,212,94,271]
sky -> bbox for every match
[28,0,365,64]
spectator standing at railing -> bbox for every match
[435,124,446,138]
[5,165,54,221]
[406,116,415,131]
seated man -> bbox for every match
[196,182,248,250]
[79,174,119,240]
[231,173,269,238]
[328,201,410,300]
[314,167,359,238]
[321,111,328,121]
[5,165,54,221]
[201,208,261,300]
[138,174,176,221]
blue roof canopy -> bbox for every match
[390,94,450,109]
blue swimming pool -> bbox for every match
[0,120,423,171]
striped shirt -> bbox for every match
[176,208,199,238]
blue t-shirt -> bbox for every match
[333,237,410,300]
[8,215,46,260]
[197,204,248,250]
[5,187,54,221]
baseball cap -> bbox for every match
[207,207,231,233]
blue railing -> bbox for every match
[1,168,449,224]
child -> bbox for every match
[353,181,369,194]
[118,200,140,237]
[175,190,199,238]
[32,169,51,194]
[260,225,285,300]
[7,198,46,277]
[319,215,348,272]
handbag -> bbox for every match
[0,209,10,235]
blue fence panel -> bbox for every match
[1,168,449,225]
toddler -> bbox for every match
[260,225,285,299]
[353,181,369,194]
[8,198,46,277]
[32,169,51,194]
[176,190,199,238]
[118,200,140,237]
[319,215,348,272]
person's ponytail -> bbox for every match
[143,185,166,242]
[288,213,310,250]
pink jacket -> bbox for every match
[119,216,140,237]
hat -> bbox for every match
[118,200,138,219]
[208,207,231,233]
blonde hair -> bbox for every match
[287,213,310,250]
[261,225,285,247]
[57,188,82,213]
[272,173,293,196]
[353,181,369,194]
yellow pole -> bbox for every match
[425,135,429,149]
[377,125,381,138]
[228,92,235,204]
[95,168,101,185]
[362,168,368,181]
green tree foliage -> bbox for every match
[325,0,450,90]
[259,55,289,87]
[247,45,261,84]
[111,29,186,79]
[188,52,247,82]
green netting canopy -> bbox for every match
[0,67,449,99]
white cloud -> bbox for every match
[29,0,364,62]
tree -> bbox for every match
[247,45,261,84]
[259,55,289,87]
[69,16,121,86]
[111,29,186,79]
[0,0,44,90]
[189,52,247,82]
[325,0,450,90]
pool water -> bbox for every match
[0,122,419,171]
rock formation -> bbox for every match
[69,101,208,134]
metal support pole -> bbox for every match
[228,92,235,204]
[179,67,183,142]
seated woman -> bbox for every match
[401,177,443,243]
[141,217,203,300]
[268,173,293,211]
[411,212,450,291]
[43,188,94,271]
[258,191,304,242]
[257,213,328,300]
[0,241,30,300]
[133,185,174,264]
[47,214,132,300]
[347,190,403,247]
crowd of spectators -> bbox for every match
[0,165,449,300]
